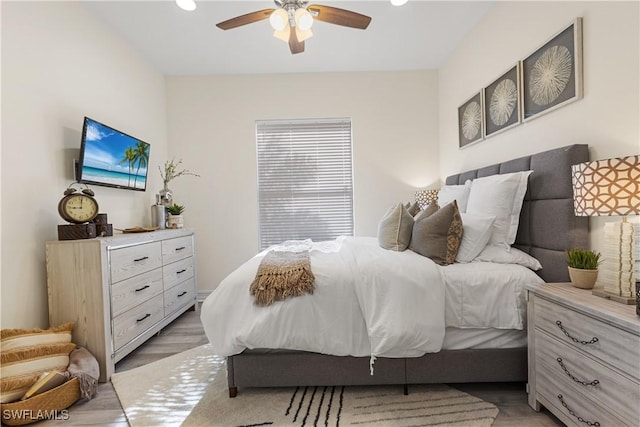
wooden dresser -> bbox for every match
[46,228,197,382]
[526,283,640,426]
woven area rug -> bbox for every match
[111,345,499,427]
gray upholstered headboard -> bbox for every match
[446,144,589,282]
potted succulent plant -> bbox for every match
[166,203,185,229]
[566,248,602,289]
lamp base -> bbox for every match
[592,288,637,305]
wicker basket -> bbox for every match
[1,377,80,426]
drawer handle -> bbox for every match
[177,291,187,297]
[555,321,599,345]
[556,358,600,387]
[557,394,600,426]
[133,256,149,262]
[137,313,151,322]
[176,269,187,274]
[135,285,150,292]
[175,246,186,251]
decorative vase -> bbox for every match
[568,267,598,289]
[159,185,173,206]
[167,214,184,229]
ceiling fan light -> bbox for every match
[269,9,288,31]
[295,27,313,42]
[176,0,196,11]
[273,26,290,43]
[390,0,408,6]
[295,8,314,31]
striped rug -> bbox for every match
[112,345,499,427]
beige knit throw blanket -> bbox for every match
[250,250,315,306]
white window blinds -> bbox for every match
[256,118,354,250]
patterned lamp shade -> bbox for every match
[571,155,640,216]
[415,189,439,210]
[572,155,639,302]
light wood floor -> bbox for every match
[41,305,563,426]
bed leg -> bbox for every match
[229,387,238,398]
[403,384,408,395]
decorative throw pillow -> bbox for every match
[438,181,472,213]
[456,213,496,263]
[378,203,414,251]
[466,171,533,247]
[0,323,75,403]
[410,200,463,265]
[413,202,439,221]
[405,202,421,217]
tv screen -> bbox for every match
[78,117,150,191]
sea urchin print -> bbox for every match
[462,101,481,140]
[529,45,572,106]
[489,79,517,126]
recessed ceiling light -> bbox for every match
[391,0,409,6]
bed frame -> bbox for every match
[226,144,589,397]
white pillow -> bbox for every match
[456,213,496,263]
[475,244,543,271]
[438,180,472,212]
[466,171,533,247]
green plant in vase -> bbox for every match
[158,159,200,206]
[566,248,602,289]
[166,203,185,229]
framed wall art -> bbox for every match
[483,63,521,138]
[521,17,583,122]
[458,92,483,148]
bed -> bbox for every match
[201,144,589,397]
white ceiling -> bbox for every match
[83,0,495,75]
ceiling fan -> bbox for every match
[216,1,372,55]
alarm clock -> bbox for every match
[57,182,99,240]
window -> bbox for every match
[256,118,354,249]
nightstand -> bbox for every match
[526,283,640,426]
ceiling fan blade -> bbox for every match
[289,29,305,54]
[216,9,275,30]
[307,4,371,30]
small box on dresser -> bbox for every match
[45,228,197,382]
[526,283,640,427]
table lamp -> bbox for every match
[571,155,639,304]
[414,189,439,210]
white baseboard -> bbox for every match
[198,290,213,302]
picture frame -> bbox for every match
[458,92,483,149]
[483,63,521,138]
[521,17,583,122]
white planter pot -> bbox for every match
[167,214,184,229]
[568,267,598,289]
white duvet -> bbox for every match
[201,236,543,359]
[201,237,445,358]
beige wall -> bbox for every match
[166,71,440,292]
[438,1,640,253]
[1,2,168,328]
[2,1,637,328]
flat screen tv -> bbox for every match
[78,117,150,191]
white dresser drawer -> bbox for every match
[163,257,194,290]
[164,277,195,316]
[113,294,164,351]
[162,236,193,265]
[110,242,162,283]
[535,361,626,427]
[534,296,639,376]
[111,269,163,317]
[535,329,640,426]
